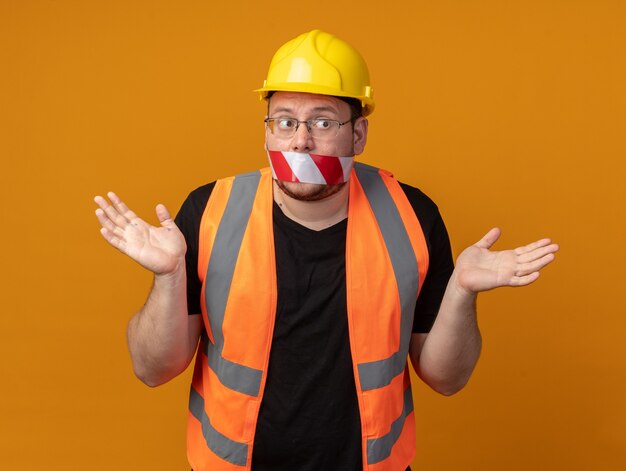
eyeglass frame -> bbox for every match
[264,117,353,139]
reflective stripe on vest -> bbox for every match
[367,386,414,464]
[191,170,269,467]
[189,386,248,466]
[204,170,263,397]
[354,163,419,391]
[188,164,428,470]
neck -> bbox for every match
[273,181,349,231]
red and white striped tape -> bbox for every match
[267,150,354,185]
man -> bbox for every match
[94,30,558,471]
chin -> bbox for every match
[276,180,346,202]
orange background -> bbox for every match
[1,1,625,469]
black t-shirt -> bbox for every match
[175,180,454,471]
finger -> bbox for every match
[108,192,139,221]
[96,192,132,226]
[515,252,557,276]
[510,271,541,287]
[94,195,112,211]
[95,193,125,223]
[107,191,123,205]
[99,227,128,253]
[518,243,560,263]
[475,227,501,249]
[103,204,129,227]
[514,238,553,256]
[95,208,118,233]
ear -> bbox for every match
[352,117,368,155]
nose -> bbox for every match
[290,121,314,152]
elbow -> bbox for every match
[137,375,166,389]
[415,340,482,397]
[133,366,169,388]
[127,334,195,388]
[131,359,185,388]
[431,378,469,397]
[418,366,475,397]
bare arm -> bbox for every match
[409,276,481,396]
[410,228,559,396]
[95,192,202,387]
[126,270,203,387]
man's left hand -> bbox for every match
[453,228,559,295]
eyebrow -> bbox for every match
[271,105,340,115]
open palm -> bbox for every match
[455,228,559,294]
[94,192,186,275]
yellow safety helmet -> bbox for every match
[255,29,375,116]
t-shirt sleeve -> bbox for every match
[174,182,215,315]
[400,183,455,333]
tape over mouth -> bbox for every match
[267,150,354,185]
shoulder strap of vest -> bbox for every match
[352,162,421,391]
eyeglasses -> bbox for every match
[264,118,351,139]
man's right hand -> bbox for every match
[94,192,187,275]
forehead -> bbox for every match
[268,92,350,116]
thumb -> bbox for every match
[475,227,501,249]
[155,203,174,226]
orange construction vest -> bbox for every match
[187,163,430,471]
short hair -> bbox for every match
[341,97,364,122]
